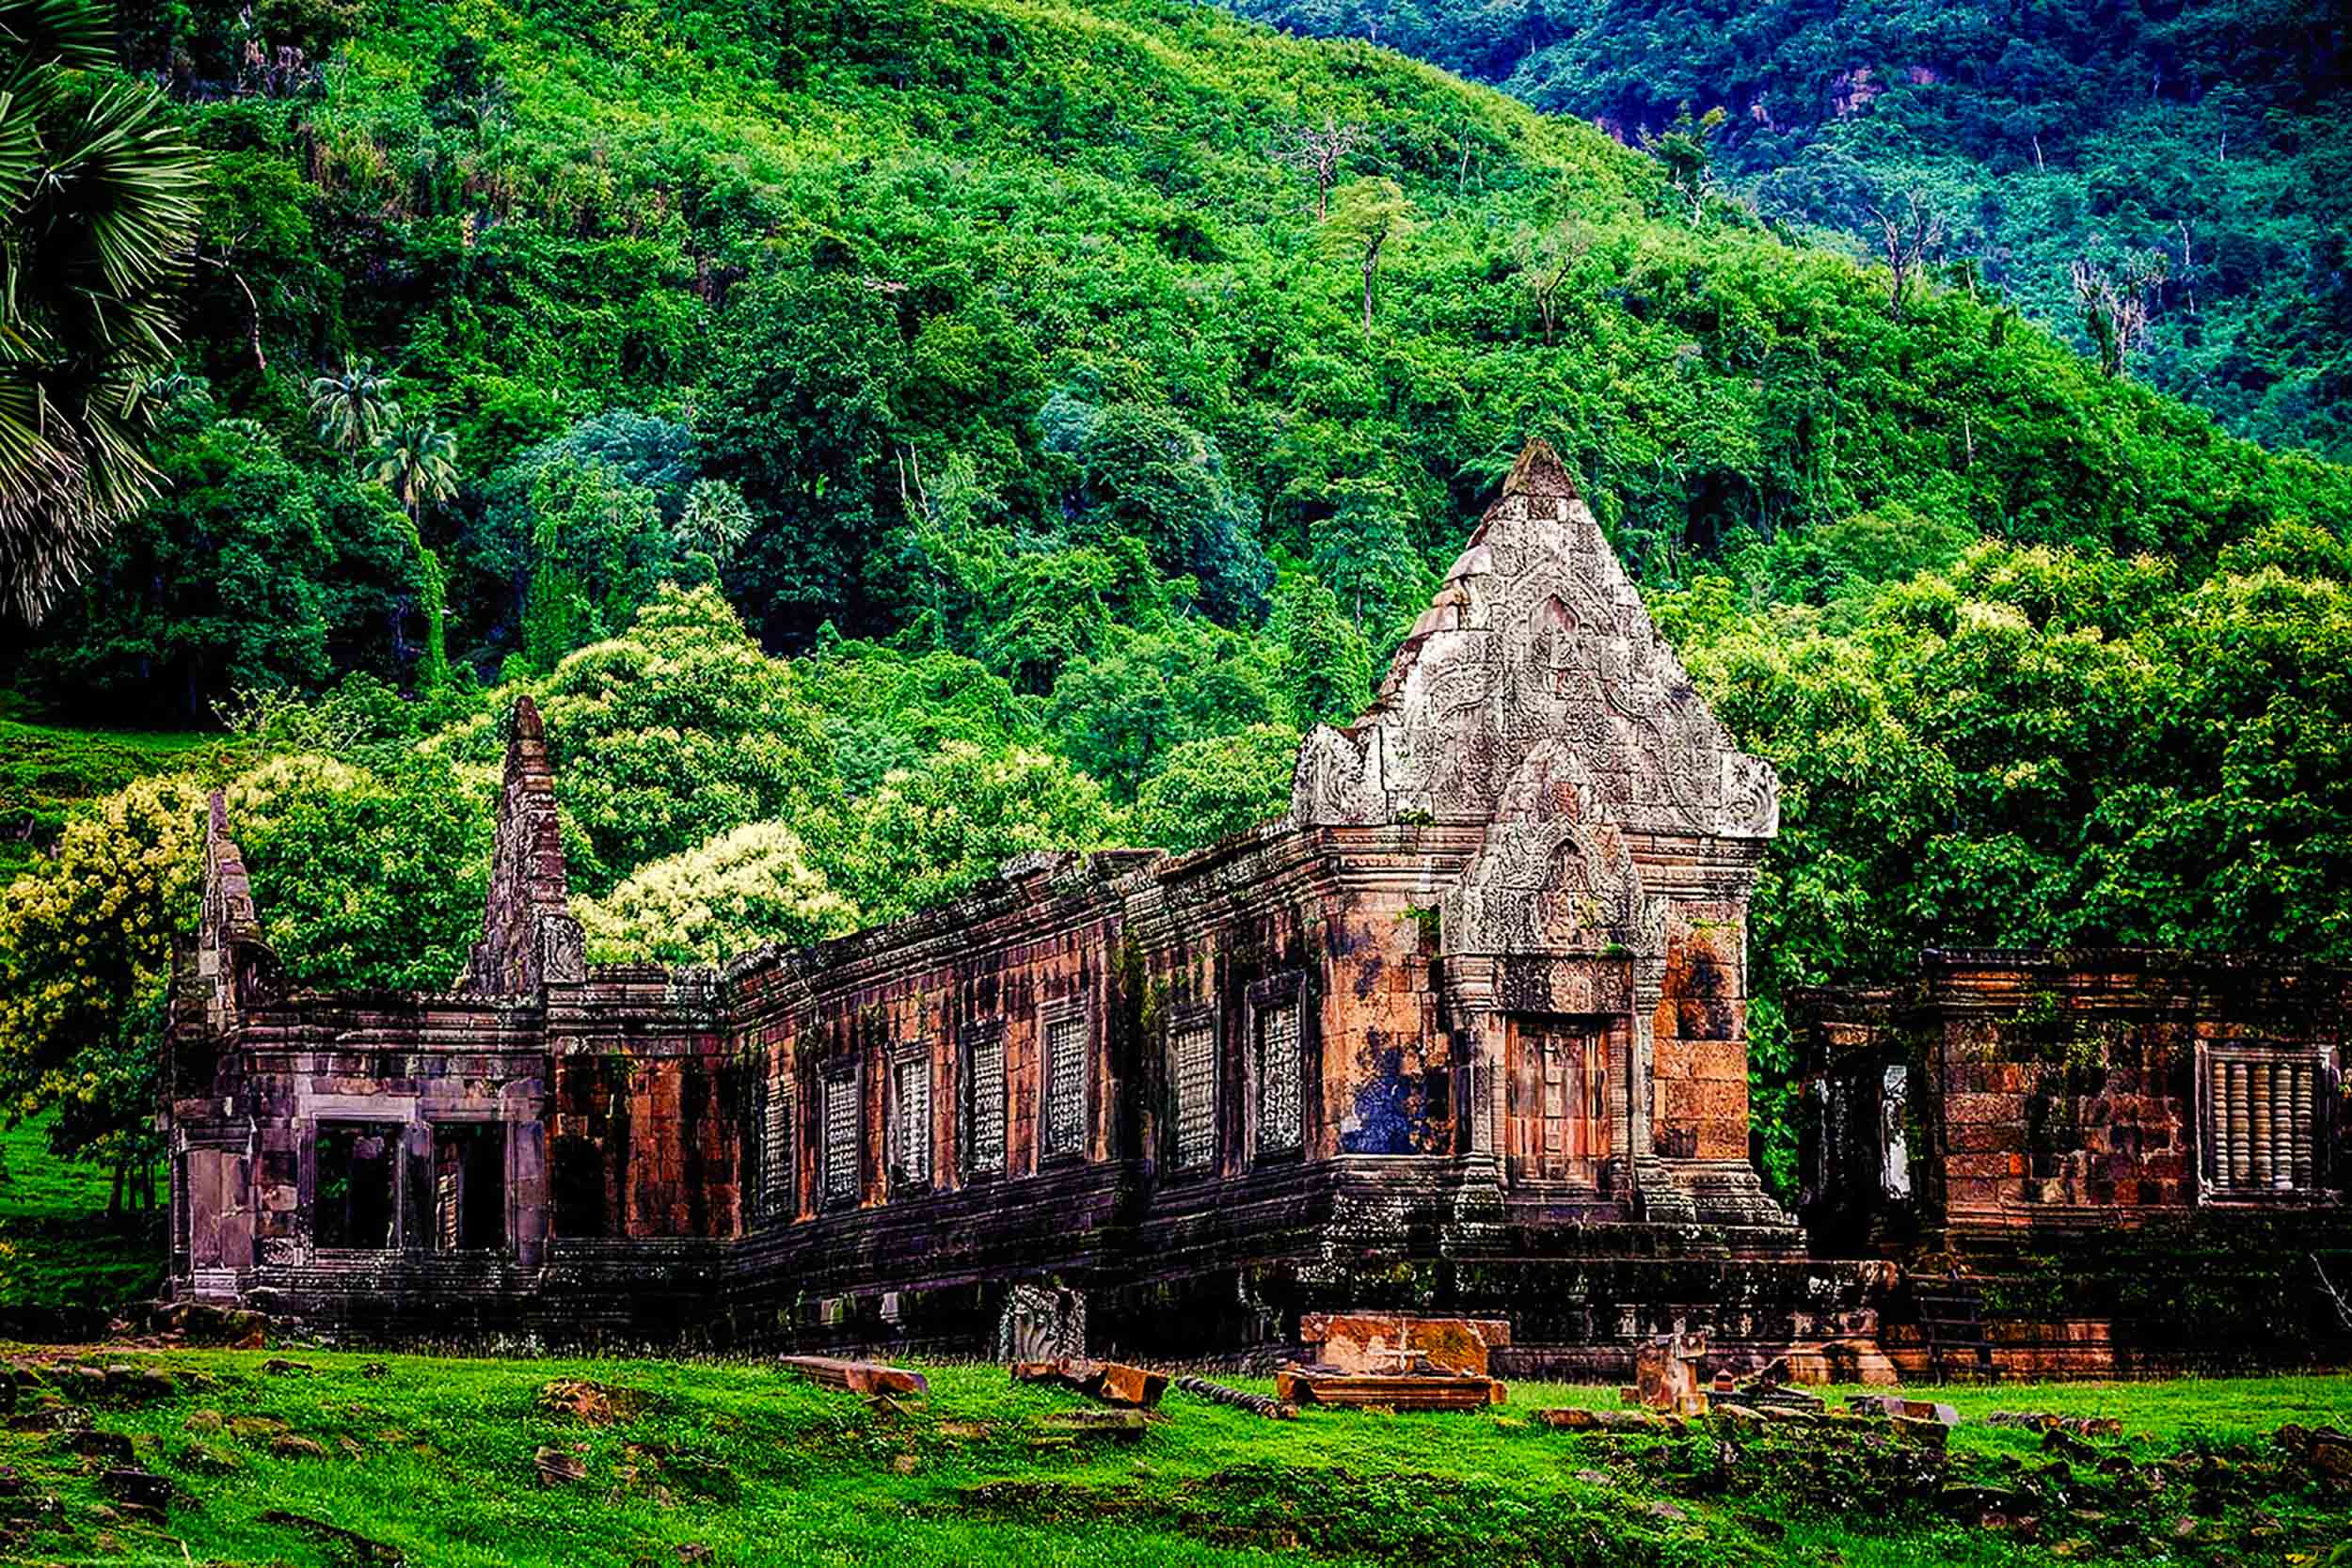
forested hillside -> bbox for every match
[3,0,2349,1203]
[1229,0,2352,463]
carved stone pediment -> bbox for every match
[1289,440,1778,847]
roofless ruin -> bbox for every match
[154,444,1900,1364]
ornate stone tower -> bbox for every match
[1293,439,1787,1225]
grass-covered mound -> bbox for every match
[1,1348,2346,1565]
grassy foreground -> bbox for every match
[1,1346,2346,1567]
[0,1114,163,1329]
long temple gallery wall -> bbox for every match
[165,438,2350,1375]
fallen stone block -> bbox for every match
[1274,1368,1505,1411]
[1010,1357,1168,1409]
[262,1509,406,1565]
[777,1355,929,1398]
[99,1467,172,1513]
[1849,1395,1960,1426]
[1534,1406,1685,1436]
[1170,1374,1296,1420]
[1038,1409,1148,1445]
[534,1446,589,1486]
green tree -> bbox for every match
[829,740,1122,921]
[0,774,206,1190]
[1133,722,1300,851]
[516,455,674,673]
[231,752,492,990]
[578,820,860,966]
[363,415,459,686]
[307,359,400,455]
[530,584,837,894]
[0,0,206,618]
[1321,177,1414,332]
[15,413,420,722]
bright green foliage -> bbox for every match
[578,820,860,967]
[526,585,836,895]
[1133,721,1301,852]
[800,642,1043,797]
[230,752,491,990]
[832,741,1123,922]
[0,773,208,1172]
[516,457,674,673]
[1268,573,1375,728]
[1047,620,1282,800]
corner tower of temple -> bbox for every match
[1293,437,1788,1225]
[462,695,585,996]
[194,790,281,1033]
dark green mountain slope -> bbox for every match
[1228,0,2352,463]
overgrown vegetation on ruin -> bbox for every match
[1,1347,2347,1565]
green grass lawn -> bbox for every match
[0,716,230,881]
[0,1112,165,1321]
[1,1346,2344,1567]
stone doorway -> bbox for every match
[1505,1017,1610,1186]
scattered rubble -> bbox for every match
[1986,1412,2124,1438]
[1010,1358,1167,1409]
[537,1378,646,1426]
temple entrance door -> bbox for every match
[1505,1017,1610,1187]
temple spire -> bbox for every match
[195,791,279,1028]
[1500,436,1580,500]
[462,695,585,995]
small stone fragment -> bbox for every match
[534,1446,590,1485]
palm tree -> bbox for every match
[363,416,460,524]
[308,359,400,454]
[363,415,460,690]
[0,0,208,620]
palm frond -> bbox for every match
[51,83,206,302]
[0,0,114,98]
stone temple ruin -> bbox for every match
[1800,950,2352,1376]
[156,440,1878,1366]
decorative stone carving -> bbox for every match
[1289,439,1777,844]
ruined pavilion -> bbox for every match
[162,440,1884,1370]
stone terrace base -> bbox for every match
[1867,1212,2352,1380]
